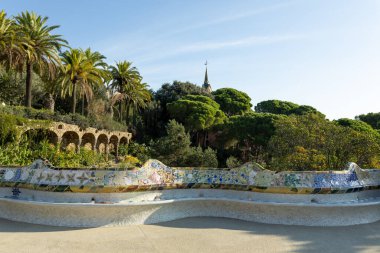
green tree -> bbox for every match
[151,120,218,167]
[335,118,380,137]
[60,48,106,114]
[152,81,212,138]
[255,100,322,116]
[80,48,109,114]
[129,82,152,127]
[268,114,380,170]
[155,81,211,107]
[0,11,18,69]
[291,105,320,115]
[109,61,142,124]
[221,113,282,162]
[14,11,67,107]
[0,69,24,105]
[213,88,252,116]
[356,112,380,130]
[167,95,225,132]
[151,120,192,166]
[255,100,298,115]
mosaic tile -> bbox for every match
[0,159,379,195]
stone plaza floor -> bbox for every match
[0,217,379,253]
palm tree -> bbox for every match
[14,11,67,108]
[0,11,14,67]
[80,48,109,114]
[130,82,152,126]
[109,61,141,123]
[0,11,24,72]
[60,48,106,114]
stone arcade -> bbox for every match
[18,122,132,155]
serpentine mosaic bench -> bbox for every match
[0,160,379,227]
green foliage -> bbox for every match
[255,100,298,115]
[155,81,211,109]
[255,100,323,117]
[0,114,24,144]
[108,61,151,126]
[150,120,192,165]
[182,94,220,109]
[167,95,226,132]
[268,114,380,170]
[0,139,107,168]
[217,113,283,164]
[335,118,380,137]
[14,11,68,107]
[60,48,108,114]
[357,112,380,130]
[291,105,320,115]
[213,88,252,116]
[0,70,24,105]
[151,120,218,167]
[186,146,218,168]
[226,156,242,168]
[118,141,151,164]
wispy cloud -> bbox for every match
[176,35,301,53]
[97,1,297,60]
[166,1,297,36]
[137,34,304,63]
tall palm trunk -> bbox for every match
[125,100,131,126]
[81,93,85,115]
[119,102,123,122]
[132,106,137,127]
[25,61,33,107]
[72,81,77,114]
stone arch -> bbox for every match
[61,131,80,152]
[81,133,96,150]
[21,129,59,146]
[96,134,108,154]
[109,135,119,156]
[120,137,129,145]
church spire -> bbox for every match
[202,61,212,93]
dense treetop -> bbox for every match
[167,95,226,132]
[357,112,380,130]
[213,88,252,116]
[155,81,211,107]
[255,100,322,116]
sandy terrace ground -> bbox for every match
[0,217,379,253]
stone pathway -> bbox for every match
[0,217,379,253]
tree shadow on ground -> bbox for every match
[156,217,380,253]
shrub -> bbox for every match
[0,114,25,145]
[226,156,242,168]
[151,120,218,167]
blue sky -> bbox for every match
[2,0,380,119]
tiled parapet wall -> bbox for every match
[0,160,379,194]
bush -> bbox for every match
[151,120,218,167]
[119,142,151,164]
[0,114,25,145]
[0,139,109,168]
[185,146,218,168]
[226,156,242,168]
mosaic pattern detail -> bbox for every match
[0,160,379,194]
